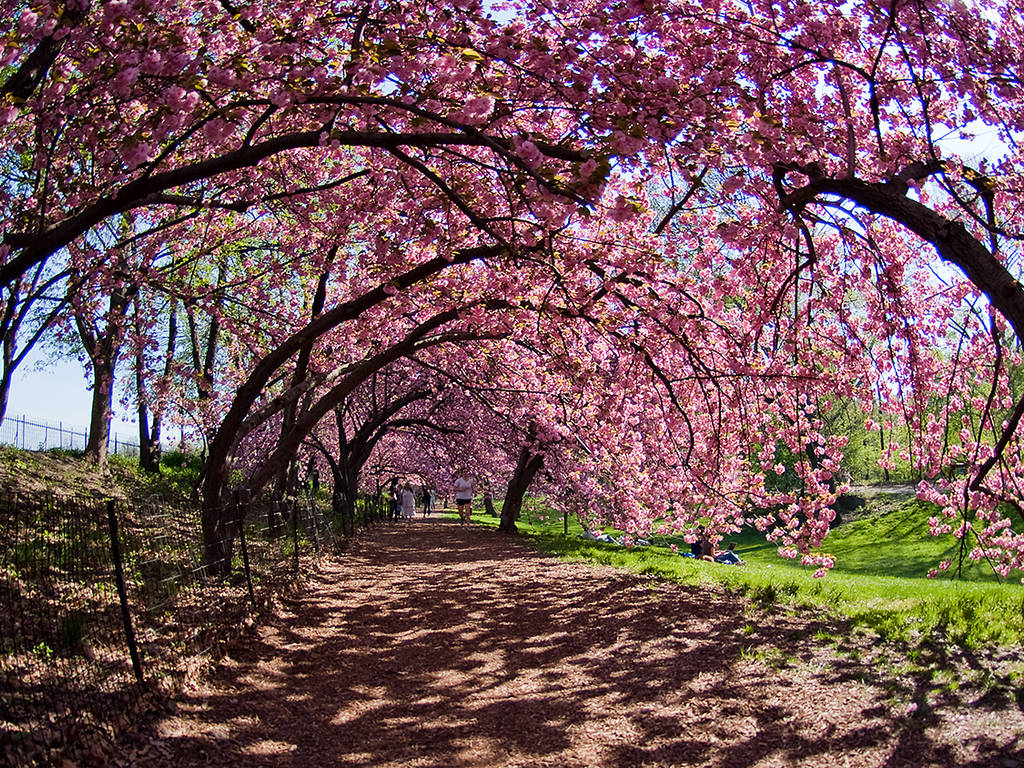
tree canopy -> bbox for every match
[2,0,1024,580]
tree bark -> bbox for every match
[135,297,176,472]
[274,257,333,497]
[85,359,116,465]
[135,342,156,471]
[197,253,498,570]
[77,276,137,466]
[0,331,13,424]
[499,443,544,534]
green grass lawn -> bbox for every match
[729,495,1002,582]
[469,496,1024,651]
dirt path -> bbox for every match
[117,518,1023,768]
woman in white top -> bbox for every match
[400,483,416,519]
[453,470,474,525]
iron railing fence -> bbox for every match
[0,489,389,767]
[0,415,140,457]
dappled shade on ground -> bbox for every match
[117,519,1023,767]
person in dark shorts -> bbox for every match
[453,469,474,525]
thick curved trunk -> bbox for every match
[499,445,544,534]
[199,251,491,569]
[782,168,1024,345]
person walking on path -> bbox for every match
[422,485,435,517]
[400,482,416,520]
[483,481,497,517]
[388,477,400,520]
[453,470,474,525]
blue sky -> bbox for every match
[6,346,140,437]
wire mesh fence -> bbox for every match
[0,488,389,767]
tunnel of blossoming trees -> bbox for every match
[2,0,1024,578]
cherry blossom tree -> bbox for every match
[640,0,1024,577]
[306,363,488,532]
[3,0,1024,581]
[130,290,177,472]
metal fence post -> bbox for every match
[235,491,257,610]
[291,499,300,576]
[106,499,144,684]
[308,491,320,554]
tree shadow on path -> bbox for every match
[118,518,1024,768]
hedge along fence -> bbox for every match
[0,489,390,767]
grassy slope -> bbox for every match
[0,445,204,507]
[471,495,1024,650]
[731,495,996,581]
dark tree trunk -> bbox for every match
[185,253,226,404]
[499,444,544,534]
[85,359,115,465]
[75,265,137,467]
[136,344,160,473]
[309,416,356,538]
[0,278,22,425]
[334,466,360,536]
[198,250,495,570]
[0,366,11,425]
[270,496,287,539]
[331,405,356,536]
[0,315,14,423]
[274,256,333,495]
[331,478,351,536]
[136,298,177,473]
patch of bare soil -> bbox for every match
[116,519,1024,768]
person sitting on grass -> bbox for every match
[694,530,745,565]
[699,532,716,561]
[580,529,617,544]
[713,542,745,565]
